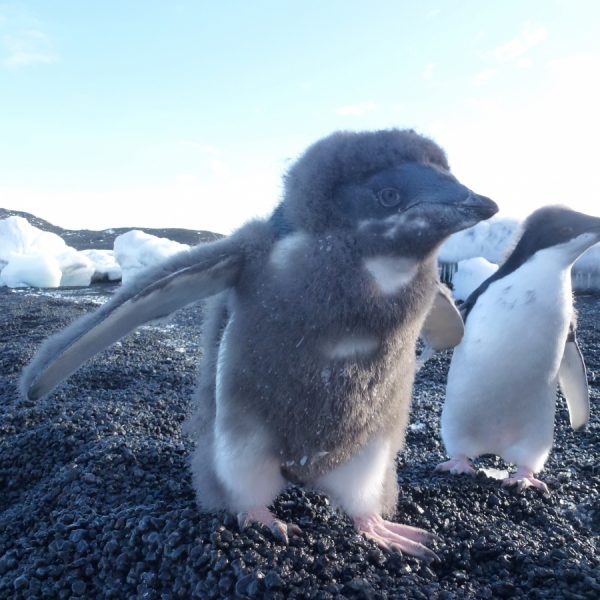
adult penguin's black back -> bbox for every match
[21,129,498,560]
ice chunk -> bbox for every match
[57,248,95,287]
[0,253,62,288]
[113,230,189,285]
[81,249,122,282]
[439,217,520,264]
[0,216,95,288]
[453,257,499,302]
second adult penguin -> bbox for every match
[436,205,599,492]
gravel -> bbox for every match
[1,284,598,599]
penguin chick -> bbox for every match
[20,129,497,561]
[436,205,600,493]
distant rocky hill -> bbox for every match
[0,208,223,250]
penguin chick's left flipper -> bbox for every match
[558,324,590,431]
[20,235,243,401]
[417,283,464,370]
[502,467,549,495]
[237,507,302,545]
[354,514,440,563]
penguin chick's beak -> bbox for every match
[372,162,498,221]
[402,187,498,222]
[586,214,600,234]
[452,191,499,220]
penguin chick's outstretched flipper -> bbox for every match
[22,129,498,560]
[557,322,590,431]
[437,205,600,493]
[21,235,243,401]
[416,283,464,371]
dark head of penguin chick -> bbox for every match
[280,129,498,257]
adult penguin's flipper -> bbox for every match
[20,236,243,401]
[558,324,590,431]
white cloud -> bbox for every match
[422,62,436,80]
[334,101,378,117]
[0,2,58,68]
[471,24,547,86]
[430,51,600,221]
[0,152,283,235]
[494,24,547,64]
[2,29,57,67]
[426,8,441,18]
[472,68,498,85]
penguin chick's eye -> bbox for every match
[378,188,402,208]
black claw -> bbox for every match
[424,531,443,545]
[389,543,404,556]
[422,548,441,564]
[270,520,290,545]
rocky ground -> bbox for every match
[0,284,598,599]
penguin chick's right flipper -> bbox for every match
[417,283,464,371]
[558,324,590,431]
[20,235,243,401]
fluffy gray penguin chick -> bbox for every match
[21,129,498,561]
[436,205,600,493]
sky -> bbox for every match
[1,1,600,234]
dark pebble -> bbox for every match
[70,579,87,595]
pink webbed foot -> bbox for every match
[502,467,549,495]
[354,513,440,563]
[237,506,302,544]
[434,455,476,476]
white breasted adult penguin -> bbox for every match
[436,205,600,493]
[20,129,497,561]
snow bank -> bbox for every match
[0,216,66,262]
[3,214,599,293]
[0,217,190,289]
[452,257,499,302]
[81,249,122,282]
[573,243,600,292]
[113,230,189,285]
[0,253,62,288]
[439,217,520,264]
[0,217,95,288]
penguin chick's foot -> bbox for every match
[502,467,549,495]
[434,455,476,476]
[354,513,440,562]
[237,507,302,544]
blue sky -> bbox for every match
[1,1,600,233]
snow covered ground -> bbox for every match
[1,213,599,296]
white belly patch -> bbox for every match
[324,334,380,360]
[363,256,418,295]
[269,231,310,270]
